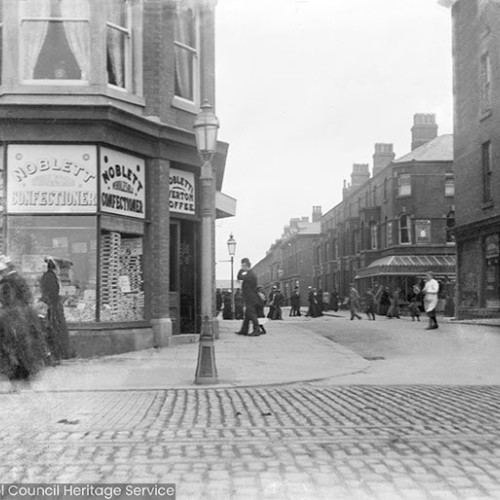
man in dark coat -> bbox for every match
[235,258,261,336]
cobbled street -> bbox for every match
[1,384,500,500]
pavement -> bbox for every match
[0,312,370,392]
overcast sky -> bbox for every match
[213,0,453,280]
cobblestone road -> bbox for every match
[1,386,500,500]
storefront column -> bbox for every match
[149,158,173,346]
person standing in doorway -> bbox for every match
[235,258,261,336]
[423,271,439,330]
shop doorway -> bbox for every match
[170,220,199,334]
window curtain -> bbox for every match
[22,0,51,80]
[174,5,195,99]
[60,0,90,80]
[106,0,126,87]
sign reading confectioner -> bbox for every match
[100,147,146,219]
[169,169,195,215]
[7,144,98,213]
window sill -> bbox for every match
[480,108,492,122]
[172,96,199,114]
[482,200,494,210]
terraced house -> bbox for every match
[315,114,456,309]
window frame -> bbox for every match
[399,214,411,245]
[370,222,378,250]
[397,174,412,197]
[172,0,201,112]
[445,174,455,197]
[106,0,133,92]
[480,52,491,112]
[19,0,91,86]
[482,141,492,203]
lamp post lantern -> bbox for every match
[227,233,236,319]
[194,100,220,385]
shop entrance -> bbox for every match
[170,220,199,334]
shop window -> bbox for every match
[106,0,132,90]
[99,231,144,322]
[399,214,411,244]
[484,234,500,309]
[482,141,492,203]
[398,174,411,197]
[445,174,455,197]
[20,0,90,82]
[174,1,200,106]
[370,222,378,250]
[7,216,97,322]
[481,52,491,112]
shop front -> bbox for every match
[355,254,456,312]
[4,143,150,355]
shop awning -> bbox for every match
[216,191,237,219]
[355,254,456,279]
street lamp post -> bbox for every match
[227,233,237,320]
[194,100,220,385]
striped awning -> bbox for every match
[355,254,456,279]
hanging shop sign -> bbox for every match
[415,219,431,244]
[100,148,145,219]
[169,169,195,215]
[6,145,97,214]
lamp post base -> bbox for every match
[194,316,218,385]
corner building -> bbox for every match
[0,0,234,356]
[316,115,456,306]
[445,0,500,317]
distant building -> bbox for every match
[316,114,455,306]
[252,207,322,306]
[445,0,500,317]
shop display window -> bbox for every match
[7,215,97,322]
[99,230,144,322]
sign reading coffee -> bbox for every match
[169,169,195,215]
[100,148,145,219]
[7,145,97,214]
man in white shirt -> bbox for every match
[422,271,439,330]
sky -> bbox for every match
[213,0,453,280]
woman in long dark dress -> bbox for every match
[0,264,48,390]
[40,257,71,360]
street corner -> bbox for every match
[215,316,370,387]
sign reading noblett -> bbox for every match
[100,148,145,219]
[170,169,195,215]
[7,145,97,213]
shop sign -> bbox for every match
[7,145,97,214]
[170,169,195,215]
[100,148,145,219]
[484,234,500,259]
[415,219,431,244]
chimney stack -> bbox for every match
[350,163,370,189]
[411,113,438,151]
[312,205,322,223]
[372,143,395,176]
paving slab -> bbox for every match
[0,318,369,392]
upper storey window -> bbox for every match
[20,0,90,83]
[106,0,132,90]
[174,1,200,106]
